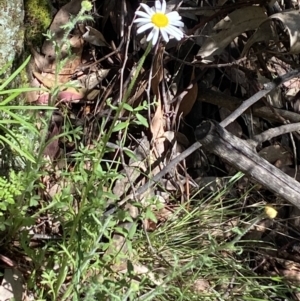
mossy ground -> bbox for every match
[24,0,52,48]
[17,0,52,88]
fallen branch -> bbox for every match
[199,89,300,124]
[195,120,300,208]
[252,122,300,145]
[105,68,300,215]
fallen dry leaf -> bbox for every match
[82,26,111,48]
[150,45,165,154]
[29,32,85,104]
[42,0,84,61]
[151,45,164,100]
[269,10,300,54]
[196,6,267,61]
[177,68,198,118]
[241,21,278,57]
[258,144,293,167]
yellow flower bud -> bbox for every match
[264,205,278,219]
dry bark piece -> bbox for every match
[112,136,150,202]
[43,122,61,160]
[192,279,211,294]
[79,69,110,89]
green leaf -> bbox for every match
[145,207,157,223]
[112,121,128,132]
[136,113,148,127]
[124,149,137,161]
[0,87,48,96]
[0,135,35,163]
[0,56,31,91]
[102,191,120,200]
[0,109,39,134]
[0,91,21,105]
[123,103,133,112]
[128,223,137,239]
[115,226,129,236]
[133,103,147,111]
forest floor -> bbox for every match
[1,0,300,300]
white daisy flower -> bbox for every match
[134,0,184,46]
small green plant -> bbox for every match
[0,170,26,234]
[0,171,24,214]
[0,55,53,162]
[0,53,54,241]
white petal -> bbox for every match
[167,24,184,34]
[140,3,154,15]
[160,28,169,43]
[164,26,183,40]
[161,0,166,13]
[137,23,154,34]
[152,28,160,45]
[146,28,155,43]
[134,18,151,24]
[135,21,151,27]
[135,11,151,19]
[155,0,162,11]
[166,11,182,21]
[169,25,184,36]
[169,32,184,40]
[169,20,184,27]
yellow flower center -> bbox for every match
[151,13,169,28]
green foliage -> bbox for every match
[0,171,24,215]
[0,56,53,163]
[24,0,52,46]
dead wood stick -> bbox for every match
[252,123,300,145]
[199,89,300,124]
[195,120,300,208]
[221,68,300,126]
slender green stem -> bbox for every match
[57,42,152,301]
[224,216,262,249]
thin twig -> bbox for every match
[220,68,300,127]
[252,122,300,145]
[118,20,132,103]
[78,40,124,72]
[164,50,248,68]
